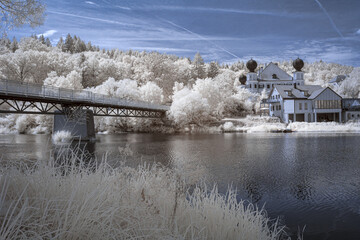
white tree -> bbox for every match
[336,67,360,98]
[207,61,219,78]
[139,81,164,104]
[19,37,49,52]
[10,36,18,52]
[192,52,206,79]
[0,0,45,33]
[43,70,83,90]
[0,50,32,82]
[89,78,140,101]
[169,86,210,126]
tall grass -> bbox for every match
[52,130,72,143]
[0,151,286,239]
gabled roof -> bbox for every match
[259,62,292,80]
[272,85,323,99]
[296,85,324,92]
[351,100,360,107]
[307,88,325,99]
[308,87,343,100]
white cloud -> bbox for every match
[37,30,57,38]
[85,1,98,6]
[115,6,131,10]
[356,29,360,35]
[283,40,360,65]
[130,47,194,52]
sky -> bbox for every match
[8,0,360,66]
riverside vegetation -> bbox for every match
[0,35,359,133]
[0,145,291,240]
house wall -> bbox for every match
[294,100,312,113]
[284,100,294,113]
[260,63,292,80]
[312,88,342,122]
[313,88,341,101]
[343,111,360,121]
[268,89,284,121]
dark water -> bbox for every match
[1,133,360,239]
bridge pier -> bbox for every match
[53,109,95,141]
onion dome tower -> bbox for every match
[246,59,257,72]
[239,74,247,85]
[292,57,305,85]
[246,58,258,83]
[293,57,304,71]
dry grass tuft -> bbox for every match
[0,152,287,239]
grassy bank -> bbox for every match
[0,153,286,239]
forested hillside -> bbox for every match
[0,35,358,133]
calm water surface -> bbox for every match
[1,133,360,239]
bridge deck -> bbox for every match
[0,80,169,113]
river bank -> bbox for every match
[1,113,360,136]
[0,153,286,239]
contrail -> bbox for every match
[314,0,344,38]
[47,10,137,27]
[159,17,240,59]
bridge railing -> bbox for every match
[0,79,169,111]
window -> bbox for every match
[279,105,281,110]
[299,103,302,110]
[254,84,257,88]
[272,74,278,79]
[304,103,308,110]
[315,100,341,109]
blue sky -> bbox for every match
[8,0,360,66]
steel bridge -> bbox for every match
[0,80,169,118]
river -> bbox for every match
[1,132,360,239]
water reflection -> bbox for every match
[53,141,96,171]
[1,132,360,239]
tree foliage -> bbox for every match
[0,34,358,131]
[0,0,45,34]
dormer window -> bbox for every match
[302,91,309,97]
[284,90,293,97]
[272,74,278,79]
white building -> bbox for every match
[244,58,305,94]
[268,85,342,123]
[342,99,360,121]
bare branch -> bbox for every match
[0,0,46,34]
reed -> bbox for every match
[0,152,286,239]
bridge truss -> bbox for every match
[0,80,168,118]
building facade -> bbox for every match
[243,58,358,123]
[342,99,360,122]
[268,85,343,123]
[244,58,305,94]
